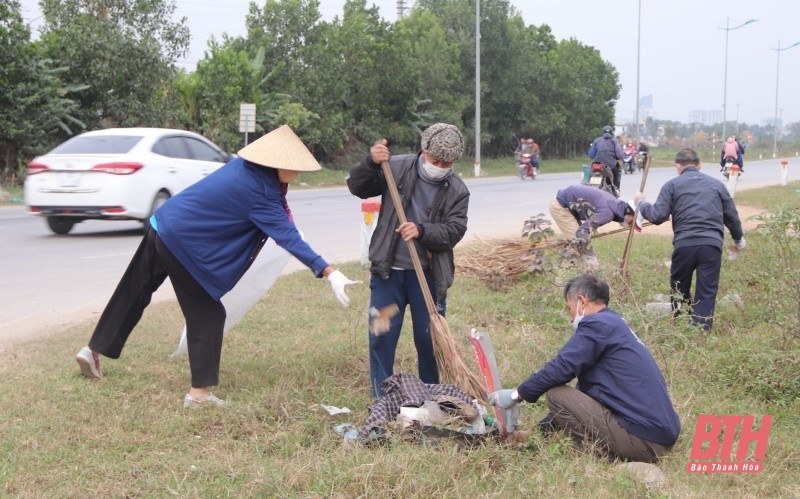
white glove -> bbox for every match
[635,211,645,232]
[327,270,359,307]
[489,389,520,409]
[734,237,746,251]
[489,389,521,433]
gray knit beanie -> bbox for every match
[421,123,465,163]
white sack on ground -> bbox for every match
[171,238,293,357]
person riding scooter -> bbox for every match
[720,136,745,173]
[637,141,650,171]
[623,141,636,174]
[589,126,624,191]
[518,153,536,179]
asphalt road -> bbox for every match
[1,158,794,348]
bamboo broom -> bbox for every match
[380,161,487,403]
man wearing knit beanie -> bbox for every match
[347,123,470,397]
[420,123,465,163]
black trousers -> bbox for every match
[611,164,621,189]
[669,245,722,331]
[88,227,226,388]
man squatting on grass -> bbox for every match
[634,148,745,331]
[347,123,470,397]
[75,126,359,408]
[490,274,681,462]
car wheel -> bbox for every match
[47,216,75,235]
[142,191,170,229]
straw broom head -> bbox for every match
[429,313,488,403]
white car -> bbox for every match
[24,128,232,234]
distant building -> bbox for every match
[637,95,654,124]
[689,110,722,126]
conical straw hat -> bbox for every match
[237,125,321,171]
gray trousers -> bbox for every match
[546,385,672,462]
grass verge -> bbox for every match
[0,185,798,497]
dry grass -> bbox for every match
[0,184,798,497]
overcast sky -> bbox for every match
[18,0,800,127]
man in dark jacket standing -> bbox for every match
[634,148,745,331]
[589,126,625,193]
[489,274,681,462]
[347,123,470,397]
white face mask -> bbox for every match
[421,161,451,180]
[572,300,586,331]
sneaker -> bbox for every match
[76,346,103,379]
[183,392,226,409]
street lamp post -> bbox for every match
[771,40,800,158]
[474,0,481,177]
[719,17,757,140]
[634,0,641,147]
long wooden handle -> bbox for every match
[620,154,652,274]
[380,161,438,315]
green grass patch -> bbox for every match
[1,186,798,496]
[0,184,23,206]
[734,181,800,210]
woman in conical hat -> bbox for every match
[75,125,359,407]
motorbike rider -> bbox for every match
[518,153,535,179]
[528,138,541,174]
[623,141,636,173]
[589,126,624,191]
[637,141,650,170]
[720,136,745,173]
[514,137,526,162]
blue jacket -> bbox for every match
[517,308,681,446]
[154,157,329,300]
[638,166,743,250]
[589,135,624,169]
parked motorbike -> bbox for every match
[622,153,635,174]
[517,153,537,180]
[636,152,647,172]
[588,162,619,197]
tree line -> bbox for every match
[1,0,621,181]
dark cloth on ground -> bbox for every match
[357,373,476,440]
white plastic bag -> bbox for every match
[171,238,293,357]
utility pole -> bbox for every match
[718,18,758,140]
[634,0,641,147]
[396,0,408,20]
[771,40,800,158]
[474,0,481,177]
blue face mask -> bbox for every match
[572,300,586,331]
